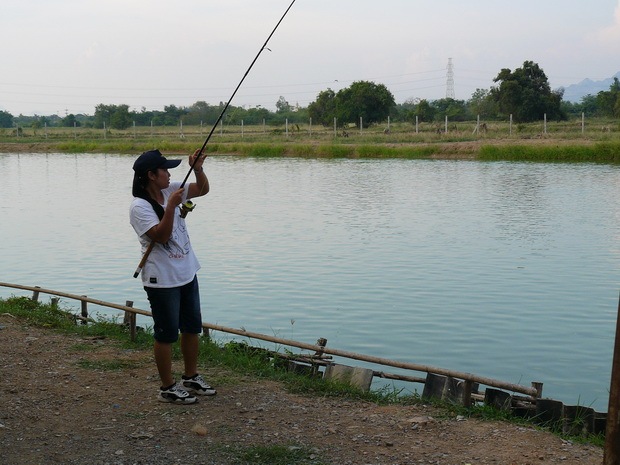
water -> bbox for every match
[1,152,619,411]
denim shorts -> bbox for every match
[145,276,203,343]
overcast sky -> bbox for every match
[2,0,620,116]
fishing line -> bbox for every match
[133,0,297,278]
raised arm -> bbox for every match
[187,149,209,199]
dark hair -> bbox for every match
[132,171,165,220]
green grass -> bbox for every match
[3,118,620,163]
[479,141,620,163]
[0,296,153,349]
[69,342,100,352]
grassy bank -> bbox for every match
[1,119,619,163]
[2,138,619,163]
[478,141,620,163]
[0,295,412,404]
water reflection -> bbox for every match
[489,164,552,244]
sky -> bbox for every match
[2,0,620,117]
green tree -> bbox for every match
[275,96,291,113]
[221,104,246,125]
[110,105,131,129]
[414,99,435,122]
[0,110,14,128]
[579,94,598,115]
[162,105,187,126]
[561,94,600,118]
[393,98,418,122]
[61,114,80,128]
[490,61,565,122]
[596,77,620,117]
[184,101,224,125]
[94,104,132,129]
[467,88,499,119]
[244,106,271,125]
[431,98,469,121]
[335,81,395,127]
[308,88,337,126]
[36,116,52,128]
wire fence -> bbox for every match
[3,115,619,145]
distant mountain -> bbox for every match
[561,72,620,102]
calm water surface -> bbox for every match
[1,153,619,411]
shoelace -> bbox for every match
[187,375,209,387]
[170,384,190,396]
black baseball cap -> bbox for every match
[133,149,182,174]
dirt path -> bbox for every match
[0,314,603,465]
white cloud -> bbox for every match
[594,0,620,43]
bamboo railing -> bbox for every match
[0,281,540,400]
[12,281,617,437]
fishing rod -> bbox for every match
[133,0,296,279]
[181,0,297,187]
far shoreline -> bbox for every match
[0,138,618,163]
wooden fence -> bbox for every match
[0,281,608,436]
[3,114,619,143]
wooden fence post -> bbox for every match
[532,381,544,398]
[32,286,40,302]
[124,300,136,342]
[80,296,88,325]
[604,292,620,464]
[462,379,474,407]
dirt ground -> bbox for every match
[0,314,603,465]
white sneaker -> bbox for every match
[181,374,217,396]
[158,382,197,404]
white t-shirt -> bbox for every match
[129,181,200,288]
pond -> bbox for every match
[1,152,619,411]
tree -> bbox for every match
[431,98,469,121]
[275,96,291,113]
[596,77,620,117]
[334,81,395,127]
[414,99,435,122]
[244,106,271,125]
[578,94,598,115]
[162,105,187,126]
[184,101,222,125]
[94,104,132,129]
[490,61,565,122]
[61,114,80,128]
[110,105,131,130]
[467,89,499,118]
[308,88,337,126]
[0,110,13,128]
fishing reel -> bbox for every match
[179,200,196,218]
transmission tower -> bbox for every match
[446,58,455,99]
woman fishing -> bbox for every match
[129,148,215,404]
